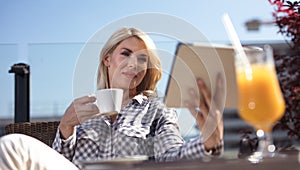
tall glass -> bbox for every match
[235,45,286,163]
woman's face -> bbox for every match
[104,37,149,90]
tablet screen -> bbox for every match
[164,43,238,109]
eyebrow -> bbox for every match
[121,48,133,53]
[121,48,148,57]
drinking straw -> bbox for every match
[264,44,275,66]
[222,13,252,72]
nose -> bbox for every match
[127,56,137,68]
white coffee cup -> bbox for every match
[95,88,123,116]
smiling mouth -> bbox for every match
[123,72,137,79]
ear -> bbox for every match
[103,55,111,67]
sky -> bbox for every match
[0,0,286,120]
[0,1,283,43]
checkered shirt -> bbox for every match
[52,94,223,168]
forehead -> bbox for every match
[116,37,147,52]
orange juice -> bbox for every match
[237,64,285,132]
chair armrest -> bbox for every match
[5,121,60,146]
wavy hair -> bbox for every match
[97,27,162,97]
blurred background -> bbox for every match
[0,0,287,157]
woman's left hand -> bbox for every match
[185,73,224,151]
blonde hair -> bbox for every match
[97,27,162,96]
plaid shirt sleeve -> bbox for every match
[52,120,109,169]
[153,104,223,161]
[52,128,77,161]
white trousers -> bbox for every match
[0,134,78,170]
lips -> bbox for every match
[122,71,137,79]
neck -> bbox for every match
[121,88,137,108]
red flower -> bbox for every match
[269,0,300,49]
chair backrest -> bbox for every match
[5,121,60,146]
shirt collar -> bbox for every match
[132,93,148,105]
[101,93,148,124]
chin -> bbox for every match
[113,77,141,90]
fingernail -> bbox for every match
[88,93,96,97]
[197,78,204,86]
[189,88,195,94]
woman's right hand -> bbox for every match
[185,73,224,151]
[59,95,99,139]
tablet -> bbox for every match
[164,42,238,109]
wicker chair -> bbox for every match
[5,121,60,146]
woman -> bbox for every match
[0,27,223,170]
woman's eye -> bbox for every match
[137,53,148,63]
[138,57,147,63]
[121,51,131,57]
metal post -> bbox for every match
[9,63,30,123]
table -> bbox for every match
[81,153,300,170]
